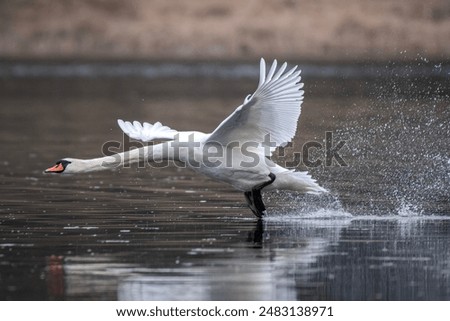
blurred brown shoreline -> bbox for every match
[1,0,449,63]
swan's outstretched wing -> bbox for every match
[206,58,303,155]
[117,119,178,142]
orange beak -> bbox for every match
[45,163,64,173]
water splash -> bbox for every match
[318,61,450,216]
[396,200,423,217]
[266,191,353,219]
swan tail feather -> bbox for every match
[273,171,328,194]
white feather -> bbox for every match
[117,119,178,142]
[207,58,303,155]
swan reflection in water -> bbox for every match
[42,211,450,300]
[44,215,450,301]
[45,216,349,300]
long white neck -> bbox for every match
[63,131,210,174]
[66,143,170,173]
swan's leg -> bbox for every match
[251,189,266,217]
[244,191,259,217]
[244,173,276,218]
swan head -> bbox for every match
[44,158,84,174]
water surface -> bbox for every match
[0,62,449,300]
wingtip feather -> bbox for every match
[266,59,278,82]
[258,58,266,88]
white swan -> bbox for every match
[45,59,327,217]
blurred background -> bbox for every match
[1,0,449,62]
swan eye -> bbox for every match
[244,94,252,104]
[58,160,72,167]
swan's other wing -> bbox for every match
[117,119,178,142]
[206,58,303,155]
